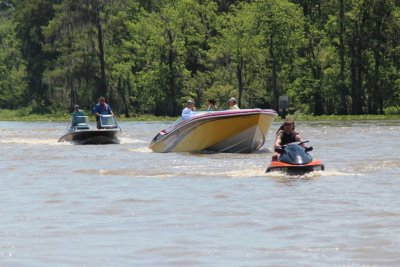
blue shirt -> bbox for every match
[93,103,113,115]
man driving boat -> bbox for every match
[93,96,114,129]
[181,99,196,119]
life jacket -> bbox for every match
[278,130,298,146]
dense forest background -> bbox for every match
[0,0,399,116]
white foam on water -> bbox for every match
[127,147,152,153]
[0,138,61,145]
[224,168,267,177]
[78,168,176,178]
[118,137,148,144]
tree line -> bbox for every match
[0,0,399,116]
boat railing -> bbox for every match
[68,116,90,131]
[99,115,120,129]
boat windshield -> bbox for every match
[178,111,209,124]
[71,116,89,129]
[100,115,119,129]
[159,111,208,134]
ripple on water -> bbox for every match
[0,138,59,145]
[1,120,400,267]
[77,168,176,178]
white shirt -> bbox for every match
[182,107,193,116]
[229,104,239,110]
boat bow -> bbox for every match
[58,115,121,145]
[149,109,277,153]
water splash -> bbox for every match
[0,138,60,145]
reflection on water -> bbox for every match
[0,120,400,267]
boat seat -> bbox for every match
[71,116,89,130]
[75,124,89,130]
[72,117,86,125]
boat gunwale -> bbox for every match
[58,128,121,143]
[160,109,277,138]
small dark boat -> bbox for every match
[58,115,121,145]
[266,141,324,173]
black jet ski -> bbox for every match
[266,141,324,173]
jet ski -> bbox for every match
[266,141,324,173]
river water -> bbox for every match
[0,119,399,267]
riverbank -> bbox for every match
[1,108,399,122]
[0,109,177,122]
[285,113,400,121]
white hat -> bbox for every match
[187,99,194,104]
[228,97,237,103]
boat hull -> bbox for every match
[149,109,277,153]
[266,159,325,174]
[58,129,120,145]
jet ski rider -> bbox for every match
[272,119,304,161]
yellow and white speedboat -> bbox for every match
[149,109,277,153]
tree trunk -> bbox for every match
[350,34,363,115]
[117,76,129,117]
[338,0,348,114]
[166,29,177,116]
[94,0,107,98]
[373,13,384,114]
[269,35,279,110]
[236,56,244,107]
[309,41,324,115]
[68,75,77,111]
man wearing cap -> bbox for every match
[93,96,114,129]
[227,97,239,110]
[182,99,196,118]
[71,105,86,126]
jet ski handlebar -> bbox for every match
[275,141,312,153]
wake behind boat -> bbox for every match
[58,115,121,145]
[149,109,277,153]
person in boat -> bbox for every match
[272,119,303,160]
[207,98,217,111]
[227,97,239,110]
[181,99,196,118]
[93,96,114,129]
[71,105,86,126]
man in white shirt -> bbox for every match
[227,97,239,110]
[182,99,196,118]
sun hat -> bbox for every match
[228,97,237,103]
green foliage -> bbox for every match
[384,106,400,115]
[0,2,26,108]
[0,0,399,116]
[12,0,56,108]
